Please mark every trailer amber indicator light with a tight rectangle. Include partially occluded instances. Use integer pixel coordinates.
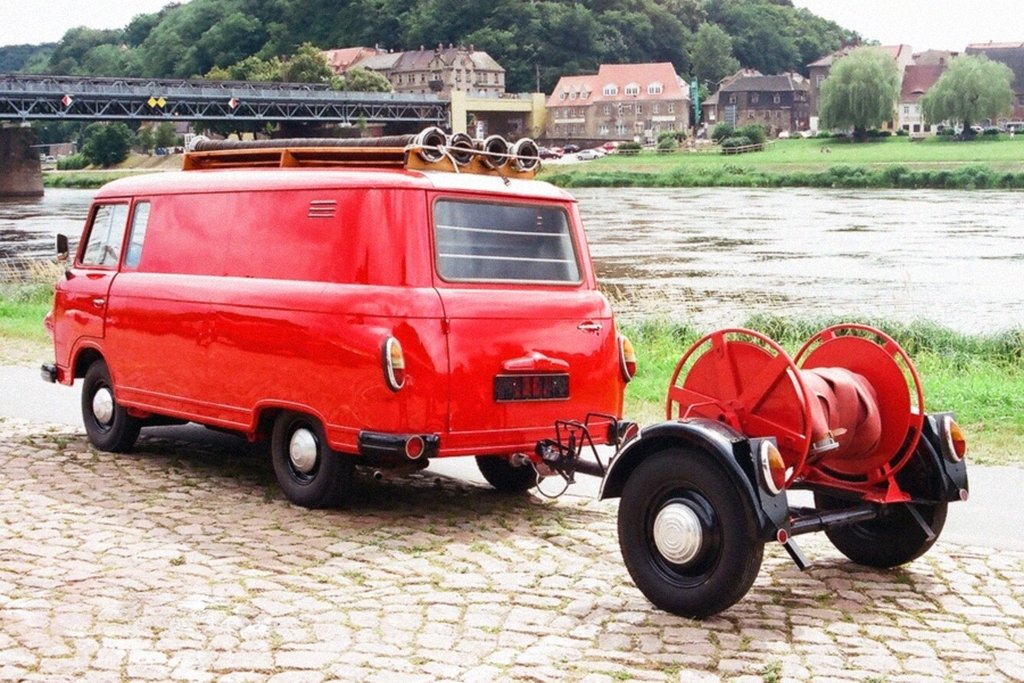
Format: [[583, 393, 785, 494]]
[[943, 416, 966, 462], [759, 441, 787, 495], [383, 337, 406, 391], [619, 334, 637, 382]]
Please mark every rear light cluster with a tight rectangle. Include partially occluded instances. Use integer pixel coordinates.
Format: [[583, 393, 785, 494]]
[[759, 441, 787, 495], [618, 334, 637, 382], [382, 337, 406, 391], [941, 415, 967, 462]]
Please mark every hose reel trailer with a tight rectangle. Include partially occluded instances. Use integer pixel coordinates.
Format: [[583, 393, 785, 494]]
[[594, 323, 969, 618]]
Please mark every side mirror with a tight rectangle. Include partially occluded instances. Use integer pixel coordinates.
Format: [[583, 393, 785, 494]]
[[56, 234, 72, 278]]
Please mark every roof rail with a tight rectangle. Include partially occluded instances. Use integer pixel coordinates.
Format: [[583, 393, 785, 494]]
[[182, 127, 541, 178]]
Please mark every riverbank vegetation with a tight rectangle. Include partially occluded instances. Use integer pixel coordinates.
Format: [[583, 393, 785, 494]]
[[542, 135, 1024, 190], [1, 263, 1019, 466]]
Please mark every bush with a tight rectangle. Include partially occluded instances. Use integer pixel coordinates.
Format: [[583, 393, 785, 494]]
[[896, 128, 909, 136], [720, 135, 752, 149], [56, 153, 88, 170], [711, 123, 735, 143], [617, 141, 642, 154], [737, 123, 766, 145], [656, 137, 677, 153]]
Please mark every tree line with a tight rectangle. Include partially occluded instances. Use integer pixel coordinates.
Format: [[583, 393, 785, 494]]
[[3, 0, 856, 92]]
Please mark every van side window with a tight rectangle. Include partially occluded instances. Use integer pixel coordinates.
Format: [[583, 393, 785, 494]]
[[124, 201, 151, 269], [434, 199, 580, 283], [81, 203, 130, 267]]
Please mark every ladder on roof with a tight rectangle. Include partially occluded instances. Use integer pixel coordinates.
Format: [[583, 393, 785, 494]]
[[182, 127, 541, 179]]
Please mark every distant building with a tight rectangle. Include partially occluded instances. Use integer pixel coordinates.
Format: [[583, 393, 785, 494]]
[[807, 44, 915, 130], [325, 44, 506, 99], [965, 42, 1024, 122], [898, 62, 947, 135], [545, 62, 690, 143], [716, 72, 810, 134]]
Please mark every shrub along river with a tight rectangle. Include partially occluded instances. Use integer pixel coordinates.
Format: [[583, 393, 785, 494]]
[[2, 186, 1021, 334]]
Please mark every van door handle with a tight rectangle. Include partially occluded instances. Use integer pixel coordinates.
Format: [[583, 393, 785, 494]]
[[92, 298, 106, 307], [577, 321, 602, 333]]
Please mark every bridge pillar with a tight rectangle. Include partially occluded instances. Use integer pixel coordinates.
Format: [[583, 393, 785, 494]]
[[0, 126, 44, 198]]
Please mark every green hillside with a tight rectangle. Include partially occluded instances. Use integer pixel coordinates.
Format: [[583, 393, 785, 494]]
[[3, 0, 857, 93]]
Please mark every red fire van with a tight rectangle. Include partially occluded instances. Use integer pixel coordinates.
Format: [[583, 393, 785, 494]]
[[44, 131, 635, 508]]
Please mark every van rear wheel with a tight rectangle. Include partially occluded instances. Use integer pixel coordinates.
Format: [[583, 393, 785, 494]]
[[81, 359, 141, 453], [271, 411, 352, 508], [475, 455, 538, 493]]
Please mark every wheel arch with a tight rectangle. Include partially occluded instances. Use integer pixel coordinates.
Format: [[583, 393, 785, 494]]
[[72, 345, 105, 380], [601, 419, 756, 502]]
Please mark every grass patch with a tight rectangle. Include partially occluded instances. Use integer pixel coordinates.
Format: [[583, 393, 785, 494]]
[[541, 136, 1024, 189], [0, 259, 59, 341]]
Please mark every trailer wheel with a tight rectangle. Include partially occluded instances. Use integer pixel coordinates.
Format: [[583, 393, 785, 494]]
[[271, 412, 352, 508], [814, 494, 947, 568], [82, 359, 141, 453], [618, 449, 764, 619], [475, 455, 538, 493], [815, 443, 949, 568]]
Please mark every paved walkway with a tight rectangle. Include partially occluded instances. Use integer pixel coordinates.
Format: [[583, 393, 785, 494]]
[[1, 417, 1022, 682]]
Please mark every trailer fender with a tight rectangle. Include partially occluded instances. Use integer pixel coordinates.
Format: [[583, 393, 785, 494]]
[[600, 418, 789, 539]]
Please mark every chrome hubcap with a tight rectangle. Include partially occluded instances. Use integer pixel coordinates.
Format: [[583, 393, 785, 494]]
[[92, 387, 115, 426], [653, 503, 703, 565], [288, 428, 318, 474]]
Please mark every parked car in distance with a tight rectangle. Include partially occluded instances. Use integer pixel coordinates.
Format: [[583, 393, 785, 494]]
[[538, 146, 563, 159], [576, 148, 603, 161], [562, 143, 580, 154], [601, 141, 621, 151]]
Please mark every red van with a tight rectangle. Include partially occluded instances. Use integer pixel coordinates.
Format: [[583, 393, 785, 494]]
[[44, 131, 635, 507]]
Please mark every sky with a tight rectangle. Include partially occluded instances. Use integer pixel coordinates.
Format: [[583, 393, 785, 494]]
[[791, 0, 1024, 52], [0, 0, 1022, 52]]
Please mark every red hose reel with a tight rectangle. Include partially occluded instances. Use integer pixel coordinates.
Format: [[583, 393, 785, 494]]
[[667, 324, 924, 495]]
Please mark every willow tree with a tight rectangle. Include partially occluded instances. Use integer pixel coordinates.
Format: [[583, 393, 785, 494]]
[[819, 47, 900, 141], [921, 55, 1014, 135]]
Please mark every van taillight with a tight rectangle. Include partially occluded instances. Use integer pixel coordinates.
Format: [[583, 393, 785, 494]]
[[382, 337, 406, 391], [618, 334, 636, 382]]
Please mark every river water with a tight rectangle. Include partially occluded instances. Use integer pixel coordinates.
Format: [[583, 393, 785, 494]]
[[2, 186, 1021, 333]]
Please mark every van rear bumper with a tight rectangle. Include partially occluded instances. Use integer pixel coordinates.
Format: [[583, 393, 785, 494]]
[[358, 431, 440, 461]]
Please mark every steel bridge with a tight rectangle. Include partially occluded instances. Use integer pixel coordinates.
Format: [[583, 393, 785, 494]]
[[0, 74, 449, 126]]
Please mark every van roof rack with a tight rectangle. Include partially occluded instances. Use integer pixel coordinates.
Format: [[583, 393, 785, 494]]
[[183, 127, 540, 178]]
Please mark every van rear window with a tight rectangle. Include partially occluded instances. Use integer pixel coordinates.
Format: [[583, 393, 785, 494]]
[[434, 199, 580, 283]]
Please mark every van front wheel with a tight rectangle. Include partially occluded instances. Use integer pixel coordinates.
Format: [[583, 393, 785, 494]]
[[81, 359, 141, 453], [271, 412, 352, 508]]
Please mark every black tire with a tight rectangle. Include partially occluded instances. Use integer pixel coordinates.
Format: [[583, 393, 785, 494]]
[[81, 359, 141, 453], [475, 455, 538, 493], [815, 441, 948, 568], [271, 411, 353, 509], [617, 449, 764, 619]]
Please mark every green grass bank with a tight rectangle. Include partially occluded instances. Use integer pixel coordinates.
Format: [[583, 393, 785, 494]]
[[1, 266, 1019, 467], [542, 135, 1024, 189]]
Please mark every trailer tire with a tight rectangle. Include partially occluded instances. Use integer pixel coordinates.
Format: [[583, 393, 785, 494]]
[[82, 359, 141, 453], [617, 448, 764, 619], [475, 455, 538, 493], [815, 443, 949, 568], [815, 494, 947, 568], [271, 411, 352, 509]]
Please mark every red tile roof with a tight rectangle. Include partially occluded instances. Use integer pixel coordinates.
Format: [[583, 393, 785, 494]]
[[547, 62, 686, 107], [900, 64, 946, 102]]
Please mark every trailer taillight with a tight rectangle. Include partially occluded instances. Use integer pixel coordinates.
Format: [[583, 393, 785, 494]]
[[619, 334, 637, 382], [759, 441, 787, 495], [942, 415, 967, 462], [382, 337, 406, 391]]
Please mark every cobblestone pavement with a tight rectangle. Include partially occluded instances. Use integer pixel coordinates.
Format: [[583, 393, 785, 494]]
[[1, 418, 1022, 683]]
